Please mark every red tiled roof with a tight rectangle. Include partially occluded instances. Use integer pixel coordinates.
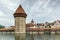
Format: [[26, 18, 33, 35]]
[[26, 23, 36, 27], [13, 5, 27, 18], [15, 5, 26, 14]]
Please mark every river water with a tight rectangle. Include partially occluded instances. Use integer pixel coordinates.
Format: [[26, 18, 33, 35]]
[[0, 33, 60, 40]]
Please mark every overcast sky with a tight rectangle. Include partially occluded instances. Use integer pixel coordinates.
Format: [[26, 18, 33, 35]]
[[0, 0, 60, 27]]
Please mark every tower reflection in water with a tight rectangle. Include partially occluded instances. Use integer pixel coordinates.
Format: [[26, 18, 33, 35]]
[[15, 33, 26, 40]]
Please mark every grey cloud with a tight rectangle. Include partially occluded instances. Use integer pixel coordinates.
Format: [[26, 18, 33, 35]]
[[0, 0, 60, 27]]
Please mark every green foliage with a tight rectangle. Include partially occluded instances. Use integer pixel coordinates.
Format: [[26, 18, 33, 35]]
[[0, 25, 5, 29]]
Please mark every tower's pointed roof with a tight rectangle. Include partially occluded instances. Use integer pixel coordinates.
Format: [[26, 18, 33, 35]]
[[15, 5, 25, 13], [31, 19, 34, 23], [13, 5, 27, 18]]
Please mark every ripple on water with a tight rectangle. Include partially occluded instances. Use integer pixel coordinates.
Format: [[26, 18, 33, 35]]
[[0, 33, 60, 40]]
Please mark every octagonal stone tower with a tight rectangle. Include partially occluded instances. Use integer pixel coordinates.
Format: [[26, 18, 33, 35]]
[[13, 5, 27, 33]]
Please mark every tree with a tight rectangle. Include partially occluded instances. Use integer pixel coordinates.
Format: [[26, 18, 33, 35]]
[[0, 25, 5, 29]]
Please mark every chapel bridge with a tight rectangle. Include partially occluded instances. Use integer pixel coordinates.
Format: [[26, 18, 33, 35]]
[[0, 28, 60, 32]]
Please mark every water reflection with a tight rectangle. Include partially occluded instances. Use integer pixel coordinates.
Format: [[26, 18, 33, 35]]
[[0, 32, 60, 40], [26, 34, 60, 40], [15, 33, 26, 40]]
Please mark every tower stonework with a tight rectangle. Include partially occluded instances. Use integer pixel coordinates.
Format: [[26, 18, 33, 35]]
[[13, 5, 27, 33]]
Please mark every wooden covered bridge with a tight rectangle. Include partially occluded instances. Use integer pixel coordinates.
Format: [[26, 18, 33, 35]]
[[0, 28, 60, 32], [26, 28, 60, 32]]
